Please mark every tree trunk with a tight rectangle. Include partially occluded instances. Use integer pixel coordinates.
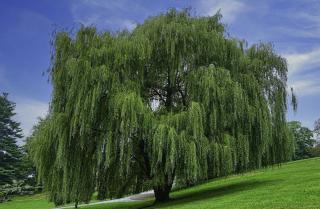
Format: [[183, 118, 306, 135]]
[[153, 182, 172, 203]]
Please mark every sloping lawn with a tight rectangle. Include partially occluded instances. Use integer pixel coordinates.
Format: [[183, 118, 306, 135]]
[[1, 157, 320, 209]]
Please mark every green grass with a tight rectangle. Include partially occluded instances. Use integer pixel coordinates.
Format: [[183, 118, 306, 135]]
[[0, 193, 55, 209], [2, 158, 320, 209]]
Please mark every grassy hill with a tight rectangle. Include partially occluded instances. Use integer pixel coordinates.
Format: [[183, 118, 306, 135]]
[[1, 157, 320, 209]]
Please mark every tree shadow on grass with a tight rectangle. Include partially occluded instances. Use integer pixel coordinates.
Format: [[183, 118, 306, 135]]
[[143, 179, 280, 209]]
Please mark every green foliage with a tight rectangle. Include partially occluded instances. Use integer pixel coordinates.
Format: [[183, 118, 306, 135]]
[[314, 118, 320, 141], [0, 93, 39, 202], [311, 143, 320, 158], [30, 9, 295, 205], [288, 121, 315, 160], [0, 180, 42, 203], [0, 93, 24, 185]]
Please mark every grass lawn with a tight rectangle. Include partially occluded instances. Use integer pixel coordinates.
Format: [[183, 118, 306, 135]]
[[1, 157, 320, 209], [0, 193, 55, 209]]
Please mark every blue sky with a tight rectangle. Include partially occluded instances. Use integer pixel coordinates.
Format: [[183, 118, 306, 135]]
[[0, 0, 319, 141]]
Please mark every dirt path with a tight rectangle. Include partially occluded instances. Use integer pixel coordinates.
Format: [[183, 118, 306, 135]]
[[55, 190, 154, 209]]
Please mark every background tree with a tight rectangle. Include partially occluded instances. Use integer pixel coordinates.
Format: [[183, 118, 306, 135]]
[[311, 119, 320, 157], [0, 93, 23, 185], [31, 9, 296, 206], [310, 142, 320, 158], [288, 121, 315, 160], [0, 93, 40, 202], [23, 117, 47, 186], [314, 118, 320, 140]]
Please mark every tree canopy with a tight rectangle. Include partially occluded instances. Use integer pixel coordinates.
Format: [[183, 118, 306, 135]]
[[30, 9, 296, 206]]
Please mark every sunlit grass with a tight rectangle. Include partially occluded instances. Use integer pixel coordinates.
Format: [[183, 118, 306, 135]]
[[2, 158, 320, 209]]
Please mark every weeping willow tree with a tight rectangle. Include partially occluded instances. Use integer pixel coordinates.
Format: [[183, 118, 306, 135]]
[[31, 9, 297, 206]]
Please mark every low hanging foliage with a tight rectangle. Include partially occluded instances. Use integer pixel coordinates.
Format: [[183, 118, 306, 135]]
[[31, 9, 297, 205]]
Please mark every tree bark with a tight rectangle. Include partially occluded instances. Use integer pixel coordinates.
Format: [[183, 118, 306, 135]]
[[153, 182, 172, 203]]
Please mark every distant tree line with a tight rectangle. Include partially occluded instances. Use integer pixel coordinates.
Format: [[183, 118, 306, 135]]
[[311, 119, 320, 157], [287, 120, 320, 160]]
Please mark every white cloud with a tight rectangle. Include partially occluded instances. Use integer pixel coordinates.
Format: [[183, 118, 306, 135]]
[[273, 26, 320, 39], [294, 10, 320, 26], [76, 0, 133, 10], [196, 0, 247, 23], [14, 98, 49, 144], [284, 48, 320, 96], [288, 79, 320, 96], [71, 0, 141, 31], [72, 0, 247, 30], [284, 48, 320, 76], [270, 3, 320, 39], [77, 16, 137, 31]]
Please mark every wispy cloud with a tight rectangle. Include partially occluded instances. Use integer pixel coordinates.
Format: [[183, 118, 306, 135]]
[[284, 48, 320, 97], [196, 0, 247, 23], [272, 12, 320, 39], [284, 48, 320, 76], [74, 14, 137, 31], [267, 1, 320, 40], [14, 98, 48, 143], [76, 0, 141, 11], [289, 79, 320, 96], [71, 0, 144, 31]]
